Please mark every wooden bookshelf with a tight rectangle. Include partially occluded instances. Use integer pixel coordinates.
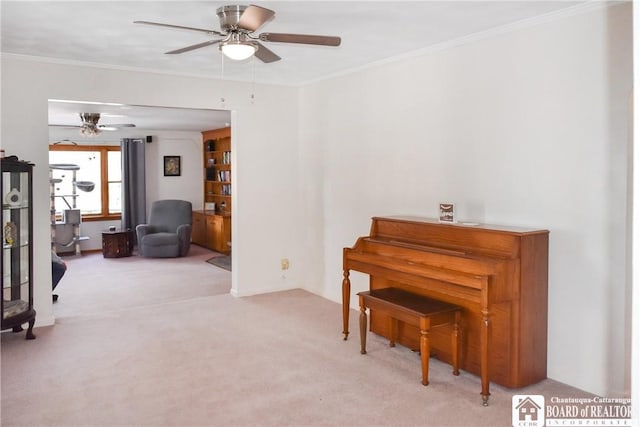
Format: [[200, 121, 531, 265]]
[[202, 127, 232, 214], [192, 127, 231, 254]]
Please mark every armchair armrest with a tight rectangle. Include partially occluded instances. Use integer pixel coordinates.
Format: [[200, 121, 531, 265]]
[[176, 224, 192, 257], [136, 224, 154, 239], [136, 224, 155, 256]]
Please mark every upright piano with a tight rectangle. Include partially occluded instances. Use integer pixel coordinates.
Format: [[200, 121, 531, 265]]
[[342, 216, 549, 394]]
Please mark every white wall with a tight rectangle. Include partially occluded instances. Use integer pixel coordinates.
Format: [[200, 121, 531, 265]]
[[1, 58, 304, 327], [300, 4, 632, 397], [48, 127, 206, 252], [632, 0, 640, 420], [143, 130, 205, 211]]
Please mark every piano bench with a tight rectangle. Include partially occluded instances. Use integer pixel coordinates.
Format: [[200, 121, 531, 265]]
[[357, 288, 461, 387]]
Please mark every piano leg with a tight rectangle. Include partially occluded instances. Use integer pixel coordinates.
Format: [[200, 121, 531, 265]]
[[452, 311, 460, 376], [481, 307, 491, 406], [359, 296, 367, 354], [419, 317, 431, 386], [342, 269, 351, 340]]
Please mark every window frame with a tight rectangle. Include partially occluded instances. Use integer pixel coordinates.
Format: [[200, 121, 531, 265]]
[[49, 144, 122, 222]]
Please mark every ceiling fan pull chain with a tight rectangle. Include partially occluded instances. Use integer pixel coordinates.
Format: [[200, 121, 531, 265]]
[[220, 52, 225, 80], [250, 55, 256, 104]]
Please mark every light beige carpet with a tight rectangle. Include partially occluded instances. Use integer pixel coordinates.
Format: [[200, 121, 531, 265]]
[[1, 245, 590, 426], [52, 244, 231, 319]]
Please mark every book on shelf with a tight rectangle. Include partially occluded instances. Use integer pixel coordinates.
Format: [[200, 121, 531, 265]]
[[206, 168, 215, 181], [216, 170, 231, 182]]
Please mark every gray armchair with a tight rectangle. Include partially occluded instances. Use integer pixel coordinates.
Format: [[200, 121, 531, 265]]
[[136, 200, 192, 258]]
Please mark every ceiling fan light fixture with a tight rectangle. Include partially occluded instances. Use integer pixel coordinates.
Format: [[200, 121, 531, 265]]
[[80, 125, 101, 137], [79, 112, 101, 137], [220, 41, 257, 61]]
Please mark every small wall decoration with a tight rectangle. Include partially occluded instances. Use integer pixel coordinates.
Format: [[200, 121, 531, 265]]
[[163, 156, 181, 177], [439, 203, 456, 223]]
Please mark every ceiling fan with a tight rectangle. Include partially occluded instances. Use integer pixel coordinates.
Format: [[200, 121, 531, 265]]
[[51, 113, 136, 136], [134, 4, 341, 63]]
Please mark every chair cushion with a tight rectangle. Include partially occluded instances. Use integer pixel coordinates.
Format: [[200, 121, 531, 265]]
[[142, 232, 179, 247], [141, 232, 180, 258]]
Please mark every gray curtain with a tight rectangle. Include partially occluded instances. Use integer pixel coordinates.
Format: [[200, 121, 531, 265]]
[[121, 138, 146, 240]]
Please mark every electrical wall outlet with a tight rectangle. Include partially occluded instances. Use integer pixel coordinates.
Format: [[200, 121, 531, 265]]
[[281, 258, 289, 270]]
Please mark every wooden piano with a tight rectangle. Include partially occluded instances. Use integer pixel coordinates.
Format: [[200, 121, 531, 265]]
[[342, 216, 549, 403]]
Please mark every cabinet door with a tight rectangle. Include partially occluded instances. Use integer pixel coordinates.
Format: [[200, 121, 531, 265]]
[[206, 215, 222, 252], [221, 216, 231, 254], [191, 212, 206, 246], [211, 216, 231, 254]]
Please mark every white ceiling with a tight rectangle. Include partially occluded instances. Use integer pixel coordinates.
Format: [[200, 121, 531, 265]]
[[2, 1, 586, 132]]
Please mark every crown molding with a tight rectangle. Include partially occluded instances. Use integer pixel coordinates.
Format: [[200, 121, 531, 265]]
[[0, 52, 288, 88]]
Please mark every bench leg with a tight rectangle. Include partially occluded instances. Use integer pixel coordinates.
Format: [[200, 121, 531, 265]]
[[419, 317, 431, 386], [359, 296, 367, 355], [342, 270, 351, 340], [452, 311, 460, 376]]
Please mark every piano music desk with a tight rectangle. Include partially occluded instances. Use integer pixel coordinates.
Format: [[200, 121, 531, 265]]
[[358, 288, 462, 389]]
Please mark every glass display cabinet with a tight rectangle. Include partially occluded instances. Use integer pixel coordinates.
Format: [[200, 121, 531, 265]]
[[1, 156, 36, 339]]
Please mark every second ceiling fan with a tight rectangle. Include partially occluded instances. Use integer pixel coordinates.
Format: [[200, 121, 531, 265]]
[[135, 4, 341, 63], [51, 113, 136, 137]]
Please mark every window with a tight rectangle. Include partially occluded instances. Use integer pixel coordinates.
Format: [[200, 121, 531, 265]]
[[49, 145, 121, 221]]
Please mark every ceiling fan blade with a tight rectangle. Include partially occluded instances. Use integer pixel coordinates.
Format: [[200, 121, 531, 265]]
[[237, 5, 275, 32], [165, 39, 223, 54], [99, 124, 136, 129], [134, 21, 224, 36], [49, 124, 81, 128], [254, 42, 281, 63], [260, 33, 341, 46]]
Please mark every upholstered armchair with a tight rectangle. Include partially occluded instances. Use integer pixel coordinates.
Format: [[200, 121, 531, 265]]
[[136, 200, 192, 258]]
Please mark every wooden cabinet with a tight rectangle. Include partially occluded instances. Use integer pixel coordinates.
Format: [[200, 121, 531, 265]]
[[101, 229, 134, 258], [191, 210, 231, 254], [191, 211, 207, 247], [1, 157, 36, 339]]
